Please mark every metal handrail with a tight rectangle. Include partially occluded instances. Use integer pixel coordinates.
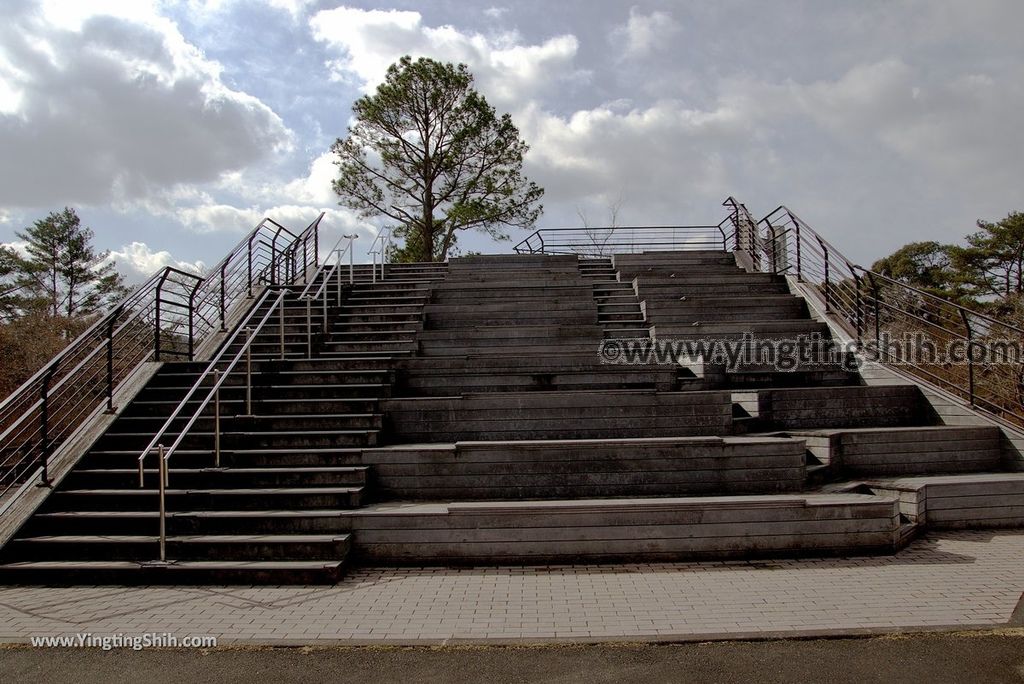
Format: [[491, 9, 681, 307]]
[[512, 225, 728, 255], [755, 203, 1024, 427], [368, 227, 392, 282], [0, 213, 320, 503], [137, 287, 286, 486], [298, 233, 359, 357]]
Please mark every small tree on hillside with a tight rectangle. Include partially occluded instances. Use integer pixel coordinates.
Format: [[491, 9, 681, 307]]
[[0, 245, 26, 323], [15, 208, 128, 320], [331, 56, 544, 262]]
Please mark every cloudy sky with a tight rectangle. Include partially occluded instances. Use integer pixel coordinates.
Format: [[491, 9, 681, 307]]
[[1, 0, 1022, 279]]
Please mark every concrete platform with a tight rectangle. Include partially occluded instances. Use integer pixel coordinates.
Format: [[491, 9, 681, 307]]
[[0, 529, 1020, 644], [344, 493, 902, 564]]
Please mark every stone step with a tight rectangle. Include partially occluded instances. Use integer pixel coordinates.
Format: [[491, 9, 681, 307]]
[[42, 486, 364, 512], [81, 448, 362, 470], [71, 466, 368, 490], [756, 385, 930, 430], [0, 560, 345, 585], [346, 493, 901, 564], [95, 428, 378, 450], [382, 390, 733, 441], [21, 509, 356, 536], [360, 436, 806, 499], [789, 426, 1002, 476], [866, 473, 1024, 529], [3, 534, 351, 562]]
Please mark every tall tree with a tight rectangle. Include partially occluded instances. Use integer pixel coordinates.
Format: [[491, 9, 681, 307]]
[[331, 56, 544, 262], [15, 208, 128, 319], [947, 211, 1024, 302]]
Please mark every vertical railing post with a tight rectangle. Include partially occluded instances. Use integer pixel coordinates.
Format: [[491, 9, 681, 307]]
[[306, 298, 313, 358], [302, 239, 309, 284], [105, 308, 119, 413], [187, 286, 197, 362], [346, 234, 358, 284], [959, 309, 976, 406], [279, 294, 286, 360], [817, 237, 831, 314], [866, 272, 882, 358], [158, 444, 167, 562], [314, 221, 320, 268], [323, 274, 329, 333], [246, 235, 254, 297], [244, 327, 253, 416], [270, 234, 279, 286], [851, 269, 863, 346], [154, 275, 163, 362], [219, 263, 228, 331], [790, 211, 803, 282], [38, 369, 54, 487], [213, 369, 221, 468]]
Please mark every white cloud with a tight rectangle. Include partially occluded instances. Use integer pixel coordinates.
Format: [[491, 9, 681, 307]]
[[309, 6, 587, 106], [0, 0, 291, 209], [611, 7, 682, 60], [107, 241, 206, 278]]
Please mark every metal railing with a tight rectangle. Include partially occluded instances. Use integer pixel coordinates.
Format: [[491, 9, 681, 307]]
[[138, 286, 289, 562], [756, 205, 1024, 427], [299, 233, 359, 357], [368, 228, 392, 282], [0, 214, 323, 503], [513, 225, 729, 256]]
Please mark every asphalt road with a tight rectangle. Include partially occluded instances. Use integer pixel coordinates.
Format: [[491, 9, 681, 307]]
[[2, 631, 1023, 683]]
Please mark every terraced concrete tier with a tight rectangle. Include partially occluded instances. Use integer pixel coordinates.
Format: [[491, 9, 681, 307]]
[[396, 355, 680, 395], [358, 436, 807, 499], [789, 426, 1003, 476], [381, 389, 734, 442], [756, 385, 931, 430], [345, 493, 903, 564], [865, 473, 1024, 528]]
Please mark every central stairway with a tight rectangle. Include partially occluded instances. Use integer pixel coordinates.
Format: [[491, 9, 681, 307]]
[[1, 252, 1021, 583]]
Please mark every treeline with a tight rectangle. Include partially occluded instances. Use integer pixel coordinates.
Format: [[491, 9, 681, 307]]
[[871, 210, 1024, 317], [0, 208, 128, 399]]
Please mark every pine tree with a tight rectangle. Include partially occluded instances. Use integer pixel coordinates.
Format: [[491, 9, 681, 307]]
[[15, 208, 128, 319]]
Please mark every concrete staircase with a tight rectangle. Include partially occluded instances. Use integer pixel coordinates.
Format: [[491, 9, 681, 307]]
[[1, 250, 1021, 583]]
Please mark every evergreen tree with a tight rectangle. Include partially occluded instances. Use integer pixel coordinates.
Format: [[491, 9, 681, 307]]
[[15, 208, 128, 319]]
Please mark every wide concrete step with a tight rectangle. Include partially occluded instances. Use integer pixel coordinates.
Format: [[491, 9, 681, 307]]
[[22, 509, 356, 536], [382, 389, 733, 441], [398, 368, 678, 395], [650, 321, 830, 338], [3, 534, 351, 562], [111, 413, 382, 432], [790, 426, 1002, 476], [81, 448, 362, 469], [0, 560, 345, 585], [360, 436, 806, 499], [96, 428, 378, 450], [68, 466, 368, 489], [42, 486, 364, 511], [866, 473, 1024, 528], [757, 385, 930, 430], [253, 398, 383, 414], [346, 493, 901, 564]]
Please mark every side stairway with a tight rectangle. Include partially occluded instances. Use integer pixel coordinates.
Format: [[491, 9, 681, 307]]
[[0, 261, 449, 583]]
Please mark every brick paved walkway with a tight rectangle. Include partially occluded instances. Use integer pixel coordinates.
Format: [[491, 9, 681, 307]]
[[0, 530, 1021, 644]]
